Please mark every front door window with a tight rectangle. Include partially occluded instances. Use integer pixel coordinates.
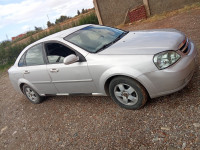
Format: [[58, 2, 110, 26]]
[[45, 43, 76, 64]]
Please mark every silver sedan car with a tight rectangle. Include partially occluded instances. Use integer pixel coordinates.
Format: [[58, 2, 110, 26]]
[[8, 24, 198, 109]]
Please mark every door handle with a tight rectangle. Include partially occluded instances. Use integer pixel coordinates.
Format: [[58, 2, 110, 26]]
[[24, 70, 30, 74], [50, 68, 59, 73]]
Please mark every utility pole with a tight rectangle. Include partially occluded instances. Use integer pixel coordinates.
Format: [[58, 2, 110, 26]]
[[6, 34, 9, 41], [47, 14, 50, 22]]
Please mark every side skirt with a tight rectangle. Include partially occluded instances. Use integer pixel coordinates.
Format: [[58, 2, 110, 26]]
[[44, 93, 106, 96]]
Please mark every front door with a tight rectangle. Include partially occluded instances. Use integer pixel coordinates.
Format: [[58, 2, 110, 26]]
[[44, 42, 96, 94]]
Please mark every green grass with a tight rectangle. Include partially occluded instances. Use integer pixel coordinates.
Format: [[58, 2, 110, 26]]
[[78, 12, 99, 25], [0, 63, 12, 70], [0, 62, 13, 77]]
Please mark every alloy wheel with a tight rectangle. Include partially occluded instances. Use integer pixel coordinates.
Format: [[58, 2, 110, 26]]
[[114, 83, 138, 106], [25, 87, 38, 102]]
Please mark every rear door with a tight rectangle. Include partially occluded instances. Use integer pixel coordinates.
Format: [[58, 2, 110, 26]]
[[22, 43, 57, 94]]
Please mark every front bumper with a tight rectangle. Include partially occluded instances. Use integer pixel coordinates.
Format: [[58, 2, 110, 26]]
[[137, 41, 198, 98]]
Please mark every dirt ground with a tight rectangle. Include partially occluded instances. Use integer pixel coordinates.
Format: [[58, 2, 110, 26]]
[[0, 9, 200, 150]]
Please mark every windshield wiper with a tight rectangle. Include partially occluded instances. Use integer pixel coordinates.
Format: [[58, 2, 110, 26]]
[[96, 42, 114, 53], [96, 31, 129, 53], [113, 31, 129, 43]]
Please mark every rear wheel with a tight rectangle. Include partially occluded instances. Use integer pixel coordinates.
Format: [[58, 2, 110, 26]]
[[23, 84, 44, 104], [109, 77, 147, 110]]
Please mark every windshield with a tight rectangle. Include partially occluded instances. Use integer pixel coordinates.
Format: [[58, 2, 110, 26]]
[[64, 25, 127, 53]]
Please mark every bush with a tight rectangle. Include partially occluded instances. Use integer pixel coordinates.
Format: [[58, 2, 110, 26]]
[[78, 13, 99, 25]]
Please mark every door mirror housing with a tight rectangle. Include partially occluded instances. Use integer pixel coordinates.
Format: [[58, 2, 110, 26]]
[[63, 54, 79, 65]]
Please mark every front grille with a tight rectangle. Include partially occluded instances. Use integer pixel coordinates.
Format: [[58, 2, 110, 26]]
[[179, 38, 190, 54]]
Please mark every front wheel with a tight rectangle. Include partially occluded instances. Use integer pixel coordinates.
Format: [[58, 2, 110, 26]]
[[23, 84, 44, 104], [109, 77, 148, 110]]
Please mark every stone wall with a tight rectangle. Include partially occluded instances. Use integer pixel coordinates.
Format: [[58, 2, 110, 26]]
[[94, 0, 200, 26], [148, 0, 200, 15], [94, 0, 143, 26]]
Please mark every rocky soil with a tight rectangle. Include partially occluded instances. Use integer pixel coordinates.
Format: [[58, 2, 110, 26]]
[[0, 8, 200, 150]]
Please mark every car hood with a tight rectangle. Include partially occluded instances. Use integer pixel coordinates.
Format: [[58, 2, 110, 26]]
[[99, 29, 185, 55]]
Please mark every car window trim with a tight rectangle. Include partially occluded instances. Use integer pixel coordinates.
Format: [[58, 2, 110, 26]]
[[43, 42, 64, 65], [43, 40, 86, 65], [18, 51, 27, 67]]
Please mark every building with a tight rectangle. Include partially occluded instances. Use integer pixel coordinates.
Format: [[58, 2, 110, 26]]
[[12, 34, 26, 41]]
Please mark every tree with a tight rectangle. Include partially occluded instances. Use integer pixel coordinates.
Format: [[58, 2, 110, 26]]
[[55, 15, 71, 24], [81, 8, 85, 14], [34, 26, 42, 31], [55, 15, 67, 24], [84, 9, 88, 13], [0, 40, 11, 48], [77, 10, 81, 15], [47, 21, 54, 28]]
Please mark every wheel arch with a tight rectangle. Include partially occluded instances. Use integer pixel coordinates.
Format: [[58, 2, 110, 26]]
[[104, 75, 150, 98], [20, 83, 25, 94], [18, 79, 41, 95]]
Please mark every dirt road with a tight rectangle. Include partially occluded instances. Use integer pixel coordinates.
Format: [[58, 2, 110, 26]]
[[0, 9, 200, 150]]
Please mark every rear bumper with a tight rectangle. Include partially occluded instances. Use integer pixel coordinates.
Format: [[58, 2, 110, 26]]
[[8, 74, 22, 93], [137, 41, 198, 98]]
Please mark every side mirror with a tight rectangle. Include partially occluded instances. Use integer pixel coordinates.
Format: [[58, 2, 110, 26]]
[[63, 54, 79, 65]]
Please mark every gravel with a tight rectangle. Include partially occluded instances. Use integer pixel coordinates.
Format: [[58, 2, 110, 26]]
[[0, 9, 200, 150]]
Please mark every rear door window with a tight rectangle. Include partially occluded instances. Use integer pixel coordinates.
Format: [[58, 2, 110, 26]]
[[25, 44, 45, 66]]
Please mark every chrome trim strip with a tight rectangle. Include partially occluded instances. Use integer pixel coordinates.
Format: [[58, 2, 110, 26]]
[[178, 37, 187, 49], [32, 79, 93, 84], [32, 81, 51, 84], [55, 93, 105, 96], [184, 42, 191, 55], [92, 93, 106, 96], [53, 79, 93, 83], [182, 41, 189, 52], [56, 93, 69, 96]]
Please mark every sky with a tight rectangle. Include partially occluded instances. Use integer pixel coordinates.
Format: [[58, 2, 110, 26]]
[[0, 0, 94, 42]]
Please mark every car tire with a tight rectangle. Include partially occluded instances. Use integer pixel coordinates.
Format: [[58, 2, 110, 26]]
[[109, 77, 148, 110], [23, 84, 44, 104]]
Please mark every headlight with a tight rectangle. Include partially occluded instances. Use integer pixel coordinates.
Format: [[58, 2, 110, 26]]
[[153, 51, 181, 70]]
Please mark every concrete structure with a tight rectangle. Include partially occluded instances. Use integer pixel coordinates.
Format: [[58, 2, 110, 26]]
[[148, 0, 200, 15], [93, 0, 143, 26], [93, 0, 200, 27]]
